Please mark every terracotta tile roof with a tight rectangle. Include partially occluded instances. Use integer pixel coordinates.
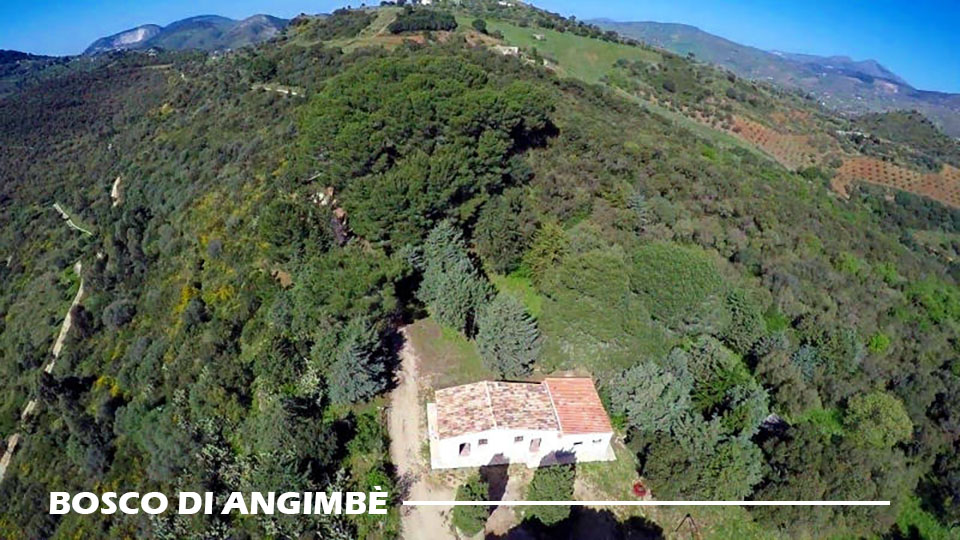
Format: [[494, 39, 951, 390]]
[[434, 382, 496, 438], [487, 382, 558, 431], [544, 377, 613, 435], [434, 381, 558, 438], [434, 378, 612, 438]]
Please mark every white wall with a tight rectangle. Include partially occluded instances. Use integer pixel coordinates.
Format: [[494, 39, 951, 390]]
[[427, 403, 615, 469]]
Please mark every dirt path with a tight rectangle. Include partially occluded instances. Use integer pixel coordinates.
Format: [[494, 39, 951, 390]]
[[0, 261, 83, 483], [53, 203, 94, 236], [389, 327, 456, 540]]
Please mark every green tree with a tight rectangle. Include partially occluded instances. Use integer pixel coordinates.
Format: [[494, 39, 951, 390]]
[[326, 318, 389, 404], [608, 358, 692, 434], [476, 293, 541, 378], [525, 464, 575, 526], [630, 242, 727, 329], [417, 221, 492, 334], [524, 221, 568, 285], [474, 190, 536, 274], [721, 288, 765, 354], [472, 18, 488, 34], [844, 391, 913, 448], [452, 474, 490, 536]]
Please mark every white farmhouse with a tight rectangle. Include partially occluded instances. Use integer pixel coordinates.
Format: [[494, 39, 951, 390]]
[[426, 377, 615, 469]]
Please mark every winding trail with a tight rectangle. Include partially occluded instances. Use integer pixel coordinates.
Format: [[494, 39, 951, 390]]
[[0, 261, 84, 483], [388, 327, 456, 540], [53, 203, 94, 236]]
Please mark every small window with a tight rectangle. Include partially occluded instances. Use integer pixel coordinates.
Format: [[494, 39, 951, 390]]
[[478, 438, 488, 446], [573, 441, 583, 447], [592, 439, 602, 444], [514, 436, 524, 443], [530, 438, 541, 452], [459, 443, 471, 457]]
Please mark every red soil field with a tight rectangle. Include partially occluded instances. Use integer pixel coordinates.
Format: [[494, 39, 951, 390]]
[[833, 158, 960, 208], [729, 116, 822, 170]]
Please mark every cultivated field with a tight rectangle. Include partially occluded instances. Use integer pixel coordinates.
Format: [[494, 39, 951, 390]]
[[833, 158, 960, 208], [729, 115, 824, 170]]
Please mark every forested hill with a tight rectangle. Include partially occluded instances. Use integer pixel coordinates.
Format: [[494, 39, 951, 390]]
[[0, 3, 959, 539], [593, 19, 960, 137]]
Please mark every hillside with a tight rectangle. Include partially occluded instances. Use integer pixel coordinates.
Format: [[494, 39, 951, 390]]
[[592, 19, 960, 136], [83, 14, 288, 54], [0, 3, 959, 539]]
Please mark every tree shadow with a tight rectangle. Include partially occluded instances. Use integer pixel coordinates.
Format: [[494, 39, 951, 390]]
[[485, 508, 663, 540], [481, 458, 510, 502], [883, 523, 923, 540]]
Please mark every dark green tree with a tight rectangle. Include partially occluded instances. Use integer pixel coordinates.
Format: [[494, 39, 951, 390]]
[[608, 358, 692, 434], [474, 190, 537, 274], [326, 318, 389, 405], [476, 293, 541, 378], [417, 221, 492, 334], [452, 474, 490, 536], [525, 464, 575, 526]]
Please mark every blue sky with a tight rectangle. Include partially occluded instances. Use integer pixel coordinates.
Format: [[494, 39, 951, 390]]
[[1, 0, 958, 92]]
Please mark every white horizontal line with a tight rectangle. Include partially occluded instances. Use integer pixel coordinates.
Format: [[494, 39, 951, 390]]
[[402, 500, 890, 506]]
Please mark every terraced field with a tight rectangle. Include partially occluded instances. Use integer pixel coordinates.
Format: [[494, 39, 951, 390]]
[[833, 158, 960, 207], [729, 116, 824, 170]]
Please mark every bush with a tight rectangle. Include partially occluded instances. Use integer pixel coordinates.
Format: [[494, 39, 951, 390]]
[[867, 332, 891, 354], [452, 474, 489, 536], [476, 293, 541, 378], [102, 299, 136, 329], [630, 242, 726, 328], [525, 464, 575, 525], [472, 18, 488, 34]]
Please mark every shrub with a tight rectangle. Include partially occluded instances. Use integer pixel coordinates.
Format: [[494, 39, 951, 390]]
[[525, 464, 575, 526], [867, 332, 891, 354], [452, 474, 489, 536], [630, 242, 726, 328], [102, 299, 136, 329]]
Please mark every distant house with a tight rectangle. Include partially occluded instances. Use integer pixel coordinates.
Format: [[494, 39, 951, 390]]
[[426, 378, 615, 469], [532, 33, 545, 41], [492, 45, 520, 56]]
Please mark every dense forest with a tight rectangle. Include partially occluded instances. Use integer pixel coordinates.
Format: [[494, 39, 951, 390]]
[[1, 3, 959, 539]]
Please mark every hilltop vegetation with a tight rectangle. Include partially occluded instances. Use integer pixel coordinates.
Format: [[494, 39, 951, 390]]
[[0, 2, 959, 539]]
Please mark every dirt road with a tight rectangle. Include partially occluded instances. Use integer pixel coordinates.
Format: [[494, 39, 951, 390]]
[[388, 327, 456, 540], [0, 261, 83, 483]]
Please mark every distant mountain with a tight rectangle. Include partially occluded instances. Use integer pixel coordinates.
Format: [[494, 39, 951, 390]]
[[592, 20, 960, 136], [83, 14, 287, 55], [84, 25, 164, 55]]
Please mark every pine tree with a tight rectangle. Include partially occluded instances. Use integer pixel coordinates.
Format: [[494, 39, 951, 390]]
[[417, 221, 492, 334], [327, 318, 388, 404], [476, 293, 541, 378]]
